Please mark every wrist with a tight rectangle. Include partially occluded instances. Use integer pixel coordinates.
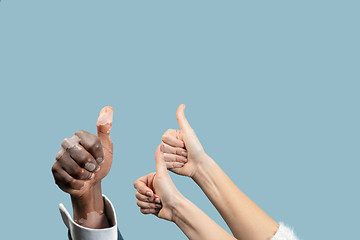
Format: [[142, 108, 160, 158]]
[[171, 195, 191, 224], [191, 154, 216, 184], [71, 181, 110, 229]]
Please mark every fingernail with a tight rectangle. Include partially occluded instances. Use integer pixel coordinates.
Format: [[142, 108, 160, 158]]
[[154, 198, 161, 204], [89, 173, 95, 180], [85, 163, 96, 172], [96, 157, 104, 165], [97, 107, 113, 126], [146, 192, 152, 197], [155, 204, 162, 208], [176, 163, 185, 168], [181, 150, 187, 157], [160, 144, 164, 152], [79, 182, 86, 190]]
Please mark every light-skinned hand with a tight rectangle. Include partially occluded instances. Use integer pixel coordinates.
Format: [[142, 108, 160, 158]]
[[161, 104, 209, 178], [134, 145, 185, 222]]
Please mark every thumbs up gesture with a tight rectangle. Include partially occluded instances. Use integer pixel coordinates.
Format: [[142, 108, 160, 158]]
[[134, 145, 184, 222], [52, 106, 114, 197], [161, 104, 209, 179]]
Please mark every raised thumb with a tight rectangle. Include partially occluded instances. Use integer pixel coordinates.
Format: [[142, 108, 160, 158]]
[[97, 106, 113, 148], [155, 145, 169, 177], [176, 104, 192, 131]]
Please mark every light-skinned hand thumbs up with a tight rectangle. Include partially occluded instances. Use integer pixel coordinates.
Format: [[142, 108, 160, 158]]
[[161, 104, 209, 178]]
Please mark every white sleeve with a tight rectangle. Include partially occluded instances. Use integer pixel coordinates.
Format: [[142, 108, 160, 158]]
[[271, 222, 299, 240], [59, 195, 118, 240]]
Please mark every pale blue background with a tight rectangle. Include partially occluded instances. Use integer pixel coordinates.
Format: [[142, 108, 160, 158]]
[[0, 1, 359, 239]]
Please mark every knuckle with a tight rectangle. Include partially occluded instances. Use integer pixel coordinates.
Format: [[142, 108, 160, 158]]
[[91, 142, 101, 152], [75, 130, 85, 135], [162, 130, 172, 140], [161, 134, 167, 142], [61, 138, 69, 148], [51, 165, 58, 174], [77, 153, 88, 164], [133, 180, 139, 189], [75, 168, 86, 179]]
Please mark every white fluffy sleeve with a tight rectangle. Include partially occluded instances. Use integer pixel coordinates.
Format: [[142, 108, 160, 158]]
[[270, 222, 299, 240]]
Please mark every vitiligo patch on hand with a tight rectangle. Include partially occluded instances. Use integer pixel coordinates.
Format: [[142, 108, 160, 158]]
[[97, 107, 113, 126], [56, 135, 81, 160], [85, 162, 97, 172], [96, 157, 104, 165]]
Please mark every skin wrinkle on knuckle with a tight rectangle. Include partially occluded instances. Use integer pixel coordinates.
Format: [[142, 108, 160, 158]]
[[176, 129, 181, 139], [176, 148, 184, 155], [85, 157, 94, 164], [91, 143, 100, 153], [77, 168, 87, 180], [170, 145, 177, 154], [55, 151, 64, 161]]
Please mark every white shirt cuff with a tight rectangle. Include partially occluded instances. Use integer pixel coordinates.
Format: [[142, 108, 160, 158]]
[[59, 195, 118, 240]]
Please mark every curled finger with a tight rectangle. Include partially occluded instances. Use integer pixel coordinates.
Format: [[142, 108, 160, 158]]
[[52, 164, 87, 191], [67, 143, 100, 172], [135, 191, 154, 202], [137, 200, 162, 209], [56, 154, 94, 180], [163, 152, 187, 163], [165, 161, 185, 169], [162, 129, 184, 148], [160, 142, 188, 157], [140, 208, 160, 215]]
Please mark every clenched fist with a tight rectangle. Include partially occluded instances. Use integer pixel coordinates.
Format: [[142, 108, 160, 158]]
[[52, 106, 113, 198]]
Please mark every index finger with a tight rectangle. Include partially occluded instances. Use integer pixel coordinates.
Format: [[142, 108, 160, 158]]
[[133, 173, 156, 196], [162, 130, 185, 148]]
